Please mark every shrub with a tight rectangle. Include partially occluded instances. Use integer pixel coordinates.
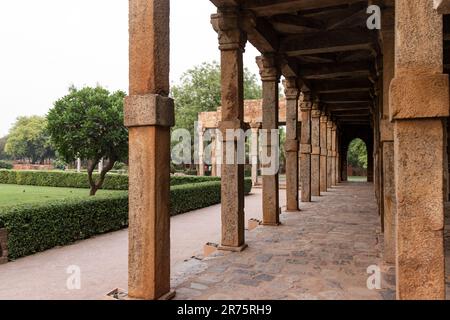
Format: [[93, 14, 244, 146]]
[[0, 170, 223, 190], [0, 178, 252, 260], [0, 161, 13, 170]]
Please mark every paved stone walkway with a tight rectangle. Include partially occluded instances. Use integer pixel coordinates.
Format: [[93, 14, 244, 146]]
[[171, 182, 394, 300]]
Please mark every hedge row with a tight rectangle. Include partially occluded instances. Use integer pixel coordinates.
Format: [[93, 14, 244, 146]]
[[0, 161, 13, 170], [0, 178, 252, 260], [0, 170, 221, 190]]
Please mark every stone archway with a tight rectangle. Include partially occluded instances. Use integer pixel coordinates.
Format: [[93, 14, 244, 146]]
[[346, 138, 368, 181]]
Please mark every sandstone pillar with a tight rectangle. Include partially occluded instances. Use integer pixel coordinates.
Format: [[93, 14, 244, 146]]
[[198, 125, 205, 176], [250, 124, 260, 186], [367, 140, 374, 183], [76, 158, 81, 173], [320, 113, 328, 192], [336, 131, 341, 183], [300, 93, 312, 202], [326, 119, 333, 189], [311, 102, 321, 196], [391, 0, 448, 299], [215, 128, 222, 177], [331, 124, 337, 186], [257, 54, 281, 225], [126, 0, 173, 300], [380, 13, 396, 264], [212, 8, 247, 251], [211, 131, 217, 177], [284, 78, 300, 211]]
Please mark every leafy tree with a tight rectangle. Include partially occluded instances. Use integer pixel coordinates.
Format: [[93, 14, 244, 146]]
[[4, 116, 54, 163], [0, 136, 9, 160], [347, 138, 368, 169], [47, 86, 128, 196], [171, 61, 262, 137]]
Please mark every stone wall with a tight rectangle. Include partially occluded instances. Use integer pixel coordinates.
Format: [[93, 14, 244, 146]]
[[12, 164, 53, 171]]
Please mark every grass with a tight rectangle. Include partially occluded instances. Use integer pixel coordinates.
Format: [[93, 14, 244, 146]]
[[0, 184, 125, 208], [348, 176, 368, 182]]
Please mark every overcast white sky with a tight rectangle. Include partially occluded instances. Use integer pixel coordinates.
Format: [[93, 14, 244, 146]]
[[0, 0, 260, 136]]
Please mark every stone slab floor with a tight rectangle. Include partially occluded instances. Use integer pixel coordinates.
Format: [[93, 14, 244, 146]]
[[0, 182, 447, 300], [172, 182, 395, 300]]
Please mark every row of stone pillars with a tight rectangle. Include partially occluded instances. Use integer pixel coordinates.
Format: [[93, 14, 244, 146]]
[[124, 0, 449, 300]]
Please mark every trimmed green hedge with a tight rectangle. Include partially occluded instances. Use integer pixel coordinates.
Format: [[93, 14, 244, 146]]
[[0, 178, 252, 260], [0, 170, 221, 190], [0, 161, 13, 170]]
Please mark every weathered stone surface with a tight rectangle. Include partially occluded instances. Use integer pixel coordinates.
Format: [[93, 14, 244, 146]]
[[284, 78, 300, 211], [258, 54, 281, 225], [326, 120, 333, 189], [300, 94, 312, 202], [392, 0, 447, 300], [434, 0, 450, 14], [311, 105, 321, 197], [213, 7, 247, 249], [127, 0, 172, 301], [124, 94, 175, 127], [320, 114, 328, 192], [390, 74, 449, 120], [383, 142, 396, 264], [172, 183, 390, 300], [394, 120, 446, 300]]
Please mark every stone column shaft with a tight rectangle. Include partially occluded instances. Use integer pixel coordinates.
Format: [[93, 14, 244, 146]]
[[311, 104, 321, 196], [331, 124, 337, 186], [212, 8, 247, 251], [198, 127, 205, 176], [381, 18, 397, 264], [211, 132, 217, 177], [76, 158, 81, 173], [391, 0, 448, 300], [215, 128, 222, 177], [257, 54, 280, 225], [284, 78, 300, 211], [251, 125, 260, 186], [300, 93, 312, 202], [336, 131, 341, 183], [326, 120, 333, 189], [320, 114, 328, 192], [127, 0, 173, 300]]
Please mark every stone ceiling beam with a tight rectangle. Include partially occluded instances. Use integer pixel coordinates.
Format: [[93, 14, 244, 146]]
[[242, 0, 367, 17], [300, 62, 374, 80], [313, 79, 373, 93], [281, 28, 376, 56]]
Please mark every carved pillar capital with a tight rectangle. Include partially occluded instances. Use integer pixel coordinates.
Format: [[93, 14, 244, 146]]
[[211, 8, 247, 51], [256, 54, 280, 82], [311, 102, 321, 118], [283, 77, 300, 100], [300, 92, 313, 111]]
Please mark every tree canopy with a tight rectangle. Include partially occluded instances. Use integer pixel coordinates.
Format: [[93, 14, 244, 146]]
[[47, 86, 128, 195], [347, 138, 368, 169], [0, 136, 9, 160], [4, 116, 54, 164], [171, 61, 262, 136]]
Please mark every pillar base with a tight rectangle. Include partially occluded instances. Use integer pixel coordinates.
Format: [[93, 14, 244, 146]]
[[218, 244, 248, 252], [284, 208, 301, 213], [262, 222, 282, 227]]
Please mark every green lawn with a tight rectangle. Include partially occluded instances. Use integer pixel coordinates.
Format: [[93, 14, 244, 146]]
[[0, 184, 126, 208], [348, 176, 368, 182]]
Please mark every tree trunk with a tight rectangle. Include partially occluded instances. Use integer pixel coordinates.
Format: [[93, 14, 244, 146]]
[[87, 157, 116, 196]]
